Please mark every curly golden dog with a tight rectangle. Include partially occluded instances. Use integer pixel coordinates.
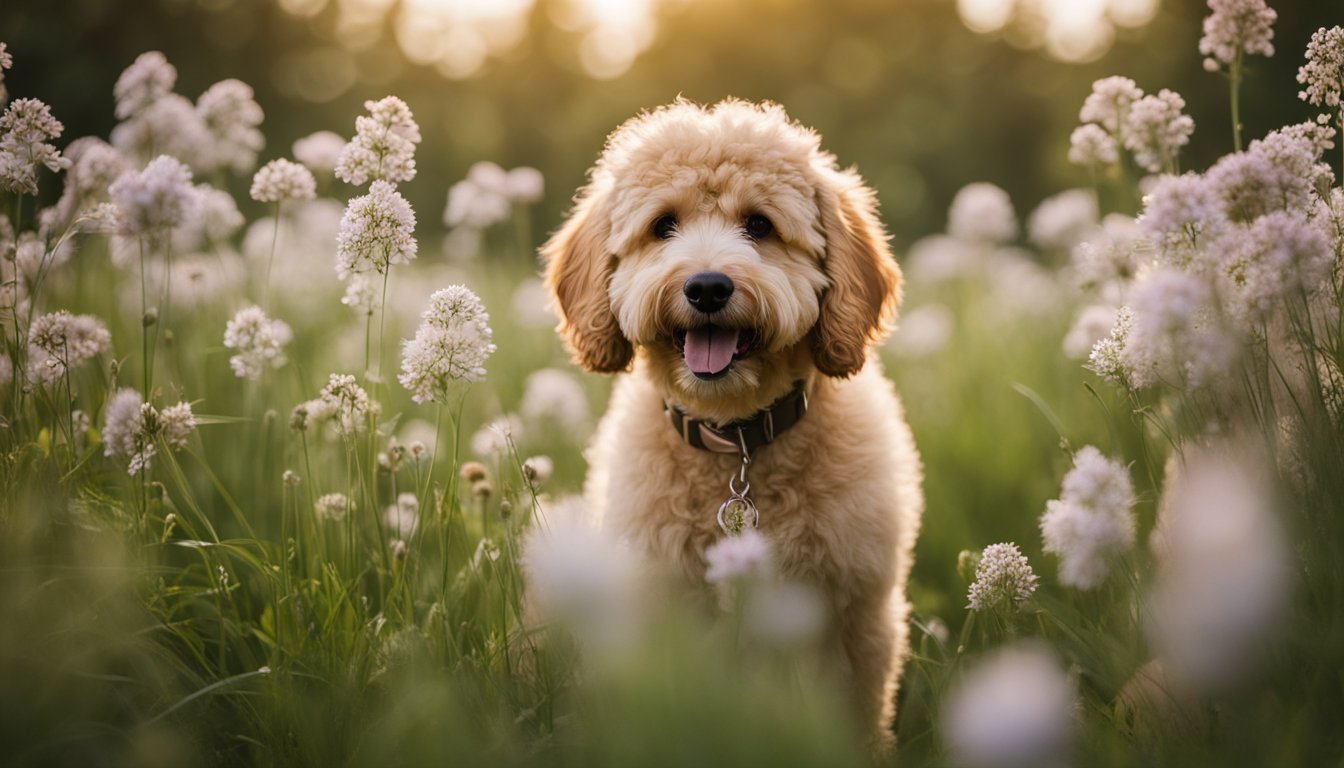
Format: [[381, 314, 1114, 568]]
[[542, 98, 923, 747]]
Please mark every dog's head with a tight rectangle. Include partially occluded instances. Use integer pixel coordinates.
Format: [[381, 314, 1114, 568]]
[[543, 99, 901, 421]]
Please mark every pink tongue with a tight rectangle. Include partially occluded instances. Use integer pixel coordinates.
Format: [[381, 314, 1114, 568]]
[[684, 326, 740, 374]]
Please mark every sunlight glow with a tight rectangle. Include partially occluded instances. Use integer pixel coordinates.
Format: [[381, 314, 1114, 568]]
[[956, 0, 1161, 62]]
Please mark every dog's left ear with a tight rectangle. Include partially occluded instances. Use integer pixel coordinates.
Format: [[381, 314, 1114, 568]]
[[541, 187, 634, 373], [811, 167, 902, 378]]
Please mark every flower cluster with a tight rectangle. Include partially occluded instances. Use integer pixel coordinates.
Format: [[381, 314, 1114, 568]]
[[195, 79, 264, 174], [942, 643, 1075, 768], [945, 182, 1017, 245], [293, 130, 345, 174], [26, 311, 112, 386], [223, 306, 293, 381], [314, 493, 353, 522], [1071, 77, 1194, 174], [335, 180, 417, 278], [1039, 447, 1136, 590], [334, 96, 420, 187], [1198, 0, 1276, 71], [966, 542, 1038, 612], [250, 158, 316, 203], [102, 388, 197, 475], [0, 97, 69, 196], [305, 373, 379, 437], [704, 529, 773, 583], [108, 155, 199, 235], [443, 161, 545, 230], [1298, 26, 1344, 111], [398, 285, 496, 403]]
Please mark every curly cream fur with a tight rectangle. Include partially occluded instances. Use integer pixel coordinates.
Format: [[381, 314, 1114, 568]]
[[543, 99, 923, 748]]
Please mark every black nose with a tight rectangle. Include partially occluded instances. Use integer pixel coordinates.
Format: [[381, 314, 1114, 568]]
[[683, 272, 734, 314]]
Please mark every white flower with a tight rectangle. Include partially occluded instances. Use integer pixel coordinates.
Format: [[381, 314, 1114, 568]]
[[1138, 172, 1226, 263], [471, 414, 521, 457], [42, 138, 127, 234], [966, 542, 1038, 612], [384, 492, 419, 537], [341, 273, 381, 316], [1072, 213, 1146, 290], [443, 162, 512, 230], [704, 528, 772, 583], [1215, 210, 1333, 321], [0, 98, 68, 196], [744, 580, 826, 648], [522, 455, 554, 485], [905, 234, 983, 283], [335, 179, 417, 278], [1027, 189, 1098, 252], [195, 79, 264, 174], [1063, 304, 1118, 359], [101, 388, 196, 474], [942, 643, 1075, 768], [520, 367, 591, 434], [947, 182, 1017, 244], [316, 373, 379, 436], [110, 93, 210, 168], [1147, 445, 1290, 693], [1040, 446, 1136, 590], [522, 510, 641, 651], [157, 401, 196, 449], [1079, 76, 1143, 133], [293, 130, 345, 173], [1298, 26, 1344, 110], [250, 159, 317, 203], [1123, 89, 1195, 173], [504, 165, 544, 203], [398, 285, 496, 403], [1068, 124, 1119, 167], [108, 155, 199, 235], [26, 311, 112, 386], [335, 96, 420, 186], [1198, 0, 1277, 70], [223, 306, 293, 380], [314, 492, 353, 521], [1206, 129, 1331, 223], [113, 51, 176, 121]]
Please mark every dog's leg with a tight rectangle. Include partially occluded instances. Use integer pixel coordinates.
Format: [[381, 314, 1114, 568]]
[[839, 589, 908, 751]]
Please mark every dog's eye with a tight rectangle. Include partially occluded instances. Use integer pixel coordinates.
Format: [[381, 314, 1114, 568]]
[[745, 214, 774, 240], [653, 214, 678, 240]]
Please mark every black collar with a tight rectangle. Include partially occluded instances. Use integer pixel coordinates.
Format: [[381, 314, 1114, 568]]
[[665, 381, 809, 455]]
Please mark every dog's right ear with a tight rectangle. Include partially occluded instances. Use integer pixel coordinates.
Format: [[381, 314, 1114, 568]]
[[541, 189, 634, 373]]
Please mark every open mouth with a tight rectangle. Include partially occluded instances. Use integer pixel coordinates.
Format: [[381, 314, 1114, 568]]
[[672, 325, 759, 380]]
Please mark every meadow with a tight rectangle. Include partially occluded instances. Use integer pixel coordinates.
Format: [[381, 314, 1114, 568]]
[[3, 1, 1344, 765]]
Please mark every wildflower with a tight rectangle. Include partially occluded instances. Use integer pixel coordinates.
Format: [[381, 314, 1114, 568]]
[[1216, 210, 1333, 321], [1298, 27, 1344, 110], [26, 311, 112, 386], [1198, 0, 1277, 70], [947, 182, 1017, 244], [391, 539, 409, 561], [522, 511, 641, 650], [101, 388, 196, 474], [43, 139, 127, 234], [195, 79, 265, 174], [510, 277, 556, 329], [0, 98, 69, 196], [1079, 76, 1144, 134], [282, 469, 301, 487], [113, 51, 176, 120], [460, 461, 488, 484], [1147, 446, 1290, 692], [942, 643, 1075, 768], [744, 580, 826, 647], [520, 367, 590, 434], [471, 415, 521, 457], [340, 274, 380, 316], [905, 234, 982, 283], [1072, 213, 1146, 290], [1088, 306, 1133, 385], [1026, 189, 1098, 252], [705, 528, 773, 583], [443, 162, 544, 229], [108, 155, 199, 235], [1206, 129, 1331, 223], [335, 180, 417, 278], [314, 492, 353, 521], [522, 455, 553, 486], [250, 159, 317, 203], [316, 373, 378, 436], [223, 306, 293, 380], [335, 95, 420, 186], [398, 285, 496, 403], [1138, 172, 1226, 262], [1123, 89, 1195, 173], [378, 436, 407, 472], [504, 165, 544, 203], [111, 93, 210, 166], [1067, 124, 1119, 167], [1063, 304, 1118, 359], [384, 492, 419, 537], [293, 130, 345, 173], [966, 543, 1038, 612], [1040, 447, 1136, 590]]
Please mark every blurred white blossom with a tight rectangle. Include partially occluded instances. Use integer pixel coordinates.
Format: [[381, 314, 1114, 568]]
[[384, 492, 419, 537], [947, 182, 1017, 244], [520, 367, 591, 434], [1199, 0, 1277, 71], [293, 130, 346, 174], [1027, 189, 1098, 252], [1040, 446, 1136, 589], [1063, 304, 1118, 359], [195, 79, 264, 174], [251, 159, 317, 203], [1079, 76, 1143, 133], [943, 643, 1075, 768], [223, 306, 293, 381], [314, 492, 353, 522], [26, 311, 111, 386], [108, 155, 199, 235], [705, 529, 772, 583], [102, 389, 196, 475], [887, 303, 953, 359], [1124, 89, 1195, 173], [1068, 123, 1119, 167]]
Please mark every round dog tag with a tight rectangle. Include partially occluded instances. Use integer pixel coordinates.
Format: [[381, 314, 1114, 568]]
[[717, 494, 760, 535]]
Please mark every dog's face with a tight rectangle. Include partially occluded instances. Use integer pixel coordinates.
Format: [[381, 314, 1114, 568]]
[[543, 100, 901, 421]]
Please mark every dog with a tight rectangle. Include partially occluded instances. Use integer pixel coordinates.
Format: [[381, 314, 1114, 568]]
[[541, 98, 924, 747]]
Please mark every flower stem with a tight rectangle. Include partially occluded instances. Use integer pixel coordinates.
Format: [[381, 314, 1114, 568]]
[[1229, 52, 1244, 153], [265, 201, 281, 309]]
